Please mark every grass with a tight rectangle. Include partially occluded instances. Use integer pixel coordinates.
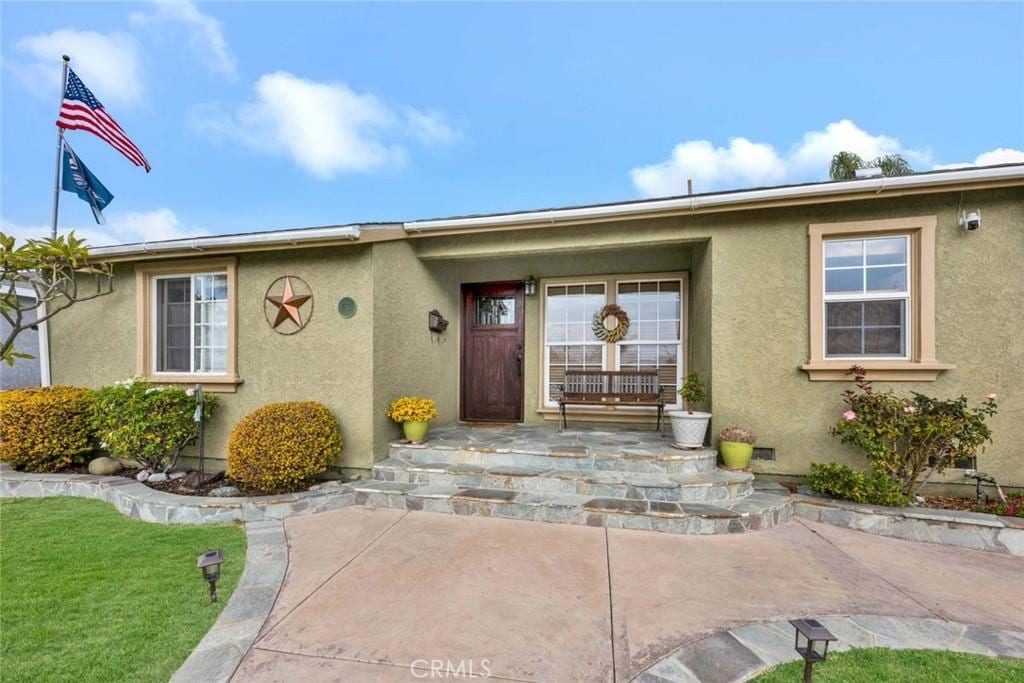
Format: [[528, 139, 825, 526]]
[[752, 647, 1024, 682], [0, 498, 246, 683]]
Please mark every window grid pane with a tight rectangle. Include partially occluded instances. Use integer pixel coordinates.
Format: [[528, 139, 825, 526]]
[[544, 283, 605, 403], [825, 300, 905, 357], [616, 280, 682, 402], [156, 272, 228, 374]]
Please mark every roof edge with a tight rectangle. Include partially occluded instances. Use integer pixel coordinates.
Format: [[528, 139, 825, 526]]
[[90, 224, 363, 259], [403, 164, 1024, 233]]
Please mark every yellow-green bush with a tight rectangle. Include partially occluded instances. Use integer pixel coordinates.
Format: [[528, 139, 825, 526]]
[[0, 386, 95, 471], [228, 401, 341, 493]]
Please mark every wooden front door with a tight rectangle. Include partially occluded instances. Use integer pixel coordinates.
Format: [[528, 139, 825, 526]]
[[461, 282, 525, 422]]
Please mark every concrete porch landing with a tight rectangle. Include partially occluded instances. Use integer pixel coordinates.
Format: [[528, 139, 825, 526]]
[[361, 423, 791, 535]]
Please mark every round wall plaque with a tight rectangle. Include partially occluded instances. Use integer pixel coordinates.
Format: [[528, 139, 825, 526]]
[[338, 297, 357, 318]]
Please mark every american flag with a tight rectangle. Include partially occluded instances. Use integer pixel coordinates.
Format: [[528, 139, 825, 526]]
[[56, 69, 151, 172]]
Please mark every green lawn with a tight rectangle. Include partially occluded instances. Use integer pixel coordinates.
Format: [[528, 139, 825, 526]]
[[0, 498, 246, 683], [753, 647, 1024, 682]]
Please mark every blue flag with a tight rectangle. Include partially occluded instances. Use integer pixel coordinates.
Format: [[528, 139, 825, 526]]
[[61, 141, 113, 224]]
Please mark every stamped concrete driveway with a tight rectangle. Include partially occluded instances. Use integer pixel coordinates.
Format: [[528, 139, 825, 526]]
[[233, 507, 1024, 682]]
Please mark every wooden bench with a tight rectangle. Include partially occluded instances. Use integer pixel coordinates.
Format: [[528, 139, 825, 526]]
[[556, 370, 665, 431]]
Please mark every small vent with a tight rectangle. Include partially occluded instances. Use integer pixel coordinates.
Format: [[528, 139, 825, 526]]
[[752, 447, 775, 461], [954, 456, 977, 470]]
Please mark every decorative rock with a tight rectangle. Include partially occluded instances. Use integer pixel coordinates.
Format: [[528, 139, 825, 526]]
[[211, 485, 241, 497], [136, 470, 151, 482], [168, 470, 187, 480], [309, 480, 343, 491], [148, 472, 168, 483], [88, 456, 123, 476]]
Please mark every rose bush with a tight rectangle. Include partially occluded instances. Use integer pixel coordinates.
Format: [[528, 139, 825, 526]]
[[829, 367, 998, 497]]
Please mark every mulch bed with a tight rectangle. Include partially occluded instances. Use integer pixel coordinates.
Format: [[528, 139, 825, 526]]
[[56, 462, 299, 497], [919, 495, 979, 513]]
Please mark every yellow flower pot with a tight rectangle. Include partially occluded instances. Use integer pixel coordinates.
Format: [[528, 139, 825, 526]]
[[402, 420, 430, 444], [720, 440, 754, 470]]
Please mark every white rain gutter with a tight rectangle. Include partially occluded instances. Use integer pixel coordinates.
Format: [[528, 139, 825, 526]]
[[403, 165, 1024, 233], [90, 224, 362, 258]]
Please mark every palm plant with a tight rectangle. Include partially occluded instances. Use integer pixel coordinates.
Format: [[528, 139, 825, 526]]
[[829, 151, 914, 180]]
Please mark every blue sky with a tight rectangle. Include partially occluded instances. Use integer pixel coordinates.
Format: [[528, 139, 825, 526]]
[[3, 1, 1023, 246]]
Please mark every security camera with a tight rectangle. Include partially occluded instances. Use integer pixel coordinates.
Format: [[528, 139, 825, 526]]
[[959, 209, 981, 231]]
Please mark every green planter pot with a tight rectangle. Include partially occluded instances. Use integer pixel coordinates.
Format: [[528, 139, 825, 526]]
[[719, 441, 754, 470], [402, 420, 430, 444]]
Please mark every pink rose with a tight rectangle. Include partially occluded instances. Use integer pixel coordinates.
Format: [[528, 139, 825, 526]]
[[985, 393, 997, 401], [902, 405, 918, 414], [842, 410, 857, 422]]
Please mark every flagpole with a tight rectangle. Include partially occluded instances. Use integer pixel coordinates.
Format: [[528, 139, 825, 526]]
[[51, 55, 70, 239]]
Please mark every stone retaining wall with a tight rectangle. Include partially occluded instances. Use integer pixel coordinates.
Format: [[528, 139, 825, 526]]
[[0, 469, 355, 524], [791, 492, 1024, 557]]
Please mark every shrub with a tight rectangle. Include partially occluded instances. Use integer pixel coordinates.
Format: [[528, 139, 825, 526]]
[[0, 386, 95, 471], [386, 397, 438, 423], [92, 379, 218, 472], [807, 462, 912, 507], [719, 426, 757, 444], [228, 401, 341, 493], [678, 371, 706, 413], [830, 367, 998, 497]]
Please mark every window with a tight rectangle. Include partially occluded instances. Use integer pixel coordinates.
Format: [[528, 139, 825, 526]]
[[541, 275, 685, 410], [475, 295, 517, 326], [616, 280, 682, 398], [803, 216, 951, 381], [155, 273, 228, 373], [823, 235, 908, 358], [135, 258, 240, 391]]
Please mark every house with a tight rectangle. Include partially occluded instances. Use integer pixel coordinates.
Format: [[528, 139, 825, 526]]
[[47, 164, 1024, 493]]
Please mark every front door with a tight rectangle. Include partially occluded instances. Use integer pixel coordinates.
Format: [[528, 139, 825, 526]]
[[460, 281, 525, 422]]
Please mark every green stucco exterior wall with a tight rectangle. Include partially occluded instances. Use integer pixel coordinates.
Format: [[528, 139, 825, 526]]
[[46, 186, 1023, 490]]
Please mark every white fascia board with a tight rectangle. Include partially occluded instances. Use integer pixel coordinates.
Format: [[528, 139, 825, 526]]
[[90, 225, 363, 258], [403, 165, 1024, 233]]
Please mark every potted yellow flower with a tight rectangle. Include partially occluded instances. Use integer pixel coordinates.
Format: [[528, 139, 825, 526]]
[[386, 397, 439, 444]]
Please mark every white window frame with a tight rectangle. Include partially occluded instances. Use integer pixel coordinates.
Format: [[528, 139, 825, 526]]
[[539, 273, 687, 412], [822, 234, 911, 361], [151, 271, 229, 377]]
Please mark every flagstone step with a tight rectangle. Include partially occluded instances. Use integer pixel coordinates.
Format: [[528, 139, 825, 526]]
[[389, 442, 719, 475], [372, 458, 753, 503], [350, 480, 792, 535]]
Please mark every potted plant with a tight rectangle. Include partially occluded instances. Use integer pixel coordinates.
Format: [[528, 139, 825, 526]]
[[386, 397, 439, 444], [667, 371, 711, 449], [718, 426, 757, 470]]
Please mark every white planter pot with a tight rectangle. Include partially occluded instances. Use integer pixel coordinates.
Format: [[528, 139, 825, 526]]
[[667, 411, 711, 449]]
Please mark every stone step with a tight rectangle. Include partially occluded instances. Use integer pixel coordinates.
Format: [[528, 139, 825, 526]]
[[350, 481, 791, 535], [389, 442, 719, 475], [373, 458, 753, 503]]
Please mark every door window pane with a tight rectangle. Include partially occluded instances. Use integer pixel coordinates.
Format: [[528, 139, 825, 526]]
[[475, 296, 516, 325]]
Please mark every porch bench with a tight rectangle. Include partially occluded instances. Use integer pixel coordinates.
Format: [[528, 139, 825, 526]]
[[556, 370, 665, 431]]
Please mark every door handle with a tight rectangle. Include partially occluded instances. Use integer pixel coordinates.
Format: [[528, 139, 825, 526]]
[[516, 351, 523, 375]]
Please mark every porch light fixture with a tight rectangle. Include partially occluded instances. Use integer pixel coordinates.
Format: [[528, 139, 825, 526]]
[[523, 275, 538, 297], [197, 549, 225, 602], [790, 619, 837, 682]]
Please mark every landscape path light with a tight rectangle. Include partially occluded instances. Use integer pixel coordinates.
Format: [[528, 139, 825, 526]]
[[790, 618, 837, 683], [197, 549, 224, 603]]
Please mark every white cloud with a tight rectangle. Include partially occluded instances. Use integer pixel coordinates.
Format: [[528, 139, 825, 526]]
[[11, 29, 143, 106], [631, 119, 932, 197], [404, 107, 460, 145], [191, 71, 459, 179], [932, 147, 1024, 170], [131, 0, 236, 78], [2, 209, 196, 248]]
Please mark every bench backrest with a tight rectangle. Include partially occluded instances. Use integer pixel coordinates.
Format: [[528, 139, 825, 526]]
[[562, 370, 662, 402]]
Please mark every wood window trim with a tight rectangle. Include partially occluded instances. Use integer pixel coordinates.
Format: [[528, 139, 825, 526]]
[[135, 257, 242, 393], [802, 216, 953, 381], [536, 271, 688, 418]]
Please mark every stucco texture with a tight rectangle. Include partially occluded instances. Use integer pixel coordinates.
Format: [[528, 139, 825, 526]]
[[47, 186, 1023, 489]]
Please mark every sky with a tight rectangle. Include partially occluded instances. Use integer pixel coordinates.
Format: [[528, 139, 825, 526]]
[[2, 1, 1023, 247]]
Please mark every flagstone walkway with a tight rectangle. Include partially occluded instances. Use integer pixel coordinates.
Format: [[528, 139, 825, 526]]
[[231, 507, 1024, 682]]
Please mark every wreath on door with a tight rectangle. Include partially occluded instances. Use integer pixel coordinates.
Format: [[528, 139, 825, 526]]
[[592, 304, 630, 343]]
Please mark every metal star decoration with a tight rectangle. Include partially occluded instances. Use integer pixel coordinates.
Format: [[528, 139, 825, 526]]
[[264, 276, 312, 332]]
